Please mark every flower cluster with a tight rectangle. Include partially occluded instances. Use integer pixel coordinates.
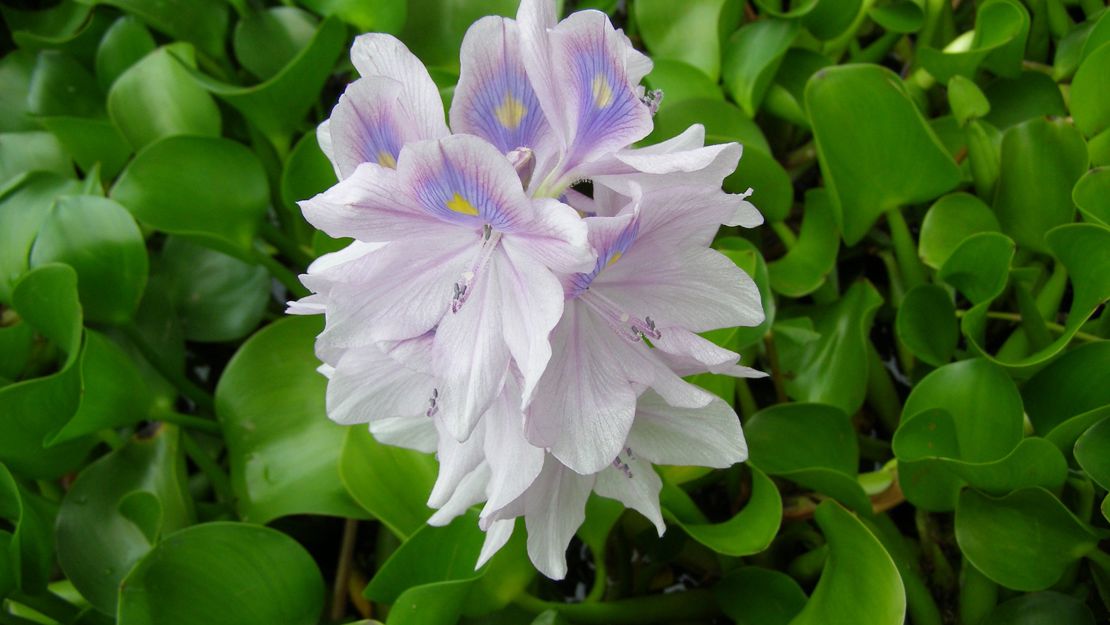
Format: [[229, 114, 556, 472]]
[[291, 0, 765, 578]]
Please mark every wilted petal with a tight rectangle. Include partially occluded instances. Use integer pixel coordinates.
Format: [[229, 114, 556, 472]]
[[594, 455, 664, 535], [452, 16, 553, 155], [627, 392, 748, 468], [349, 34, 448, 140]]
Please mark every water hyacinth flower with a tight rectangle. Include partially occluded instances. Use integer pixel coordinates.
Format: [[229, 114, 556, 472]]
[[292, 0, 766, 580]]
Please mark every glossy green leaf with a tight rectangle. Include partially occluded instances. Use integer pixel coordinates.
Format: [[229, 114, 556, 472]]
[[806, 64, 961, 244], [746, 403, 870, 514], [1070, 42, 1110, 140], [788, 501, 905, 625], [714, 567, 806, 625], [869, 1, 924, 34], [777, 281, 883, 415], [27, 50, 103, 118], [234, 7, 319, 81], [86, 0, 229, 62], [800, 0, 862, 40], [56, 425, 193, 614], [398, 0, 517, 69], [982, 71, 1066, 131], [918, 192, 1001, 269], [643, 60, 723, 112], [0, 463, 56, 593], [158, 237, 269, 342], [119, 522, 325, 625], [649, 98, 770, 153], [722, 19, 798, 117], [1075, 417, 1110, 490], [365, 511, 533, 624], [216, 316, 366, 523], [947, 75, 990, 125], [1024, 341, 1110, 435], [0, 131, 72, 188], [896, 284, 957, 366], [95, 15, 156, 91], [339, 426, 437, 539], [715, 236, 775, 349], [768, 189, 839, 296], [917, 0, 1029, 82], [180, 17, 346, 140], [39, 116, 132, 179], [955, 488, 1097, 591], [29, 195, 147, 325], [0, 265, 95, 478], [0, 51, 39, 132], [300, 0, 406, 34], [111, 136, 268, 258], [938, 232, 1014, 304], [662, 466, 781, 556], [993, 117, 1087, 252], [107, 44, 221, 150], [0, 172, 83, 302], [635, 0, 736, 82], [981, 592, 1096, 625], [1074, 167, 1110, 226]]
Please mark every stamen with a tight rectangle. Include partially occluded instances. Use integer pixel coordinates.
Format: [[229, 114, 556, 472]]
[[640, 89, 664, 116], [611, 456, 633, 479], [451, 230, 503, 313], [579, 290, 661, 343], [425, 388, 439, 417]]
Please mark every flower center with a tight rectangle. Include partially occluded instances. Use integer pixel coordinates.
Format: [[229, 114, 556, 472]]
[[579, 289, 660, 343], [611, 447, 636, 478]]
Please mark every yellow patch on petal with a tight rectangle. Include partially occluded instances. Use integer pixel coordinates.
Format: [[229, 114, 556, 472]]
[[592, 74, 613, 109], [377, 150, 397, 169], [495, 93, 526, 130], [606, 251, 622, 267], [445, 193, 480, 216]]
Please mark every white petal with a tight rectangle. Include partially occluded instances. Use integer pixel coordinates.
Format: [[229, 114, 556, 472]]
[[428, 462, 490, 526], [369, 416, 437, 453], [349, 34, 448, 140], [481, 378, 545, 513], [476, 519, 516, 569], [594, 457, 664, 535], [428, 419, 486, 508], [326, 342, 436, 425], [627, 391, 748, 468], [522, 458, 595, 580]]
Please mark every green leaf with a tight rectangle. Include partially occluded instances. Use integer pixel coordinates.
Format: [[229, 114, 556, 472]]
[[0, 131, 72, 189], [95, 15, 156, 91], [938, 232, 1014, 304], [715, 237, 774, 349], [0, 172, 83, 302], [85, 0, 229, 62], [29, 195, 148, 325], [896, 284, 957, 367], [233, 7, 319, 81], [216, 316, 366, 523], [365, 512, 533, 624], [0, 51, 39, 132], [299, 0, 406, 34], [777, 281, 883, 415], [918, 192, 1001, 270], [947, 75, 990, 125], [0, 463, 56, 593], [635, 0, 736, 82], [280, 130, 336, 243], [118, 522, 325, 625], [107, 44, 222, 150], [714, 567, 806, 625], [981, 592, 1096, 625], [1024, 341, 1110, 435], [399, 0, 518, 69], [1075, 416, 1110, 490], [917, 0, 1029, 82], [1070, 42, 1110, 140], [993, 117, 1087, 252], [955, 488, 1097, 591], [869, 1, 924, 34], [649, 98, 770, 153], [643, 60, 723, 112], [788, 501, 905, 625], [56, 424, 194, 614], [179, 17, 347, 140], [806, 64, 961, 244], [39, 116, 132, 179], [158, 237, 269, 342], [111, 136, 268, 258], [768, 190, 839, 297], [722, 19, 798, 117], [1074, 167, 1110, 226], [800, 0, 862, 40], [662, 466, 781, 556], [339, 426, 437, 539], [981, 71, 1066, 130], [27, 50, 103, 118]]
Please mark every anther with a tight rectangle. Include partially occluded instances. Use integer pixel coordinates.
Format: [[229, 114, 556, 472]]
[[640, 89, 664, 116], [425, 390, 439, 418]]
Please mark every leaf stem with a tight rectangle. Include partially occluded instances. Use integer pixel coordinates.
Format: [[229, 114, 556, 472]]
[[513, 589, 722, 624], [156, 410, 222, 435], [0, 611, 41, 625], [770, 221, 798, 251], [955, 310, 1103, 343], [763, 334, 789, 404], [252, 246, 310, 299], [8, 591, 80, 624], [121, 323, 215, 413], [259, 221, 315, 269], [330, 519, 360, 621], [885, 208, 926, 292], [180, 431, 235, 504]]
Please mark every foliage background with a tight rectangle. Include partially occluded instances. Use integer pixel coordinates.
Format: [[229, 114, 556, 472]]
[[1, 0, 1109, 623]]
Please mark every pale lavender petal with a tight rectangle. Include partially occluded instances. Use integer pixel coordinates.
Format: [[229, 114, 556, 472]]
[[476, 519, 515, 569], [522, 457, 595, 580], [429, 419, 486, 509], [650, 326, 747, 375], [565, 211, 637, 297], [481, 376, 545, 512], [627, 391, 748, 468], [502, 198, 594, 275], [325, 77, 429, 179], [594, 456, 664, 535], [349, 34, 448, 140], [452, 16, 553, 155], [369, 416, 438, 454], [428, 463, 490, 526], [326, 340, 436, 425]]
